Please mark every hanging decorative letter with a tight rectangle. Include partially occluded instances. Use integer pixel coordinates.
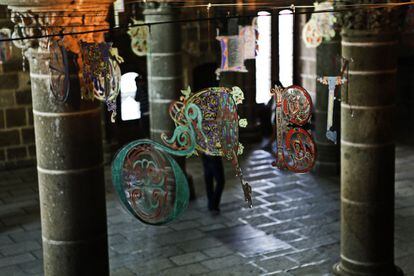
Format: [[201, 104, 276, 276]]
[[48, 39, 70, 102], [0, 28, 13, 64], [302, 20, 323, 48], [216, 35, 248, 78], [80, 42, 124, 122], [271, 85, 316, 173], [112, 86, 252, 225], [215, 18, 258, 78], [239, 18, 258, 60], [112, 102, 201, 225], [112, 140, 189, 225], [127, 19, 149, 57], [163, 86, 253, 207], [317, 76, 347, 143], [316, 57, 349, 143], [302, 1, 336, 48]]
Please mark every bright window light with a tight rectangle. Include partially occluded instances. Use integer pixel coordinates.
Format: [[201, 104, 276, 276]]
[[279, 10, 294, 86], [113, 0, 124, 27], [120, 72, 141, 121], [256, 11, 272, 104]]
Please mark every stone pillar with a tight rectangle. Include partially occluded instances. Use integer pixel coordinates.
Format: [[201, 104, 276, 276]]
[[32, 52, 108, 276], [334, 9, 403, 275], [144, 3, 182, 143], [296, 13, 316, 102], [313, 37, 341, 175], [2, 1, 113, 275], [0, 5, 35, 168], [398, 11, 414, 143]]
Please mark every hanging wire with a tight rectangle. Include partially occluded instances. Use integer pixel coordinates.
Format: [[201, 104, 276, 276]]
[[0, 1, 412, 42], [0, 1, 411, 19]]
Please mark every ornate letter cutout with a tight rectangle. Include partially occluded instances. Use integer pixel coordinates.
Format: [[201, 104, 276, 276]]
[[0, 28, 12, 64], [80, 42, 124, 122], [317, 76, 347, 143], [163, 87, 253, 207], [48, 39, 70, 102], [112, 86, 252, 225], [239, 18, 258, 60], [112, 140, 189, 225], [215, 18, 258, 78], [316, 58, 349, 143], [127, 19, 149, 57], [216, 35, 248, 77], [271, 85, 316, 173], [302, 1, 337, 48]]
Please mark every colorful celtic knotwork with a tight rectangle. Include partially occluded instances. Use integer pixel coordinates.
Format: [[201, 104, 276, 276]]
[[112, 86, 252, 225], [112, 103, 203, 225], [215, 18, 258, 78], [302, 1, 337, 48], [112, 140, 189, 225], [216, 35, 248, 78], [48, 39, 70, 102], [160, 102, 201, 157], [127, 19, 149, 57], [163, 86, 253, 207], [80, 42, 124, 122], [272, 85, 316, 173]]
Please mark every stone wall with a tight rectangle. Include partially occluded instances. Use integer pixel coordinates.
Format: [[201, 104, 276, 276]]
[[0, 60, 35, 168]]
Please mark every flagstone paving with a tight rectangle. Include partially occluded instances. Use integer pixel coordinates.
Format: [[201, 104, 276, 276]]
[[0, 143, 413, 275]]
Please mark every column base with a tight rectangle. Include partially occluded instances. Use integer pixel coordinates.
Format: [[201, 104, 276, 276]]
[[333, 262, 404, 276]]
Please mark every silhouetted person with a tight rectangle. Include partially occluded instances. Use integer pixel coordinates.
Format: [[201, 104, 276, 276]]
[[201, 154, 225, 212], [193, 63, 226, 212]]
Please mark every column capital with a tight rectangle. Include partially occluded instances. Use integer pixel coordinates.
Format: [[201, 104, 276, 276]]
[[338, 1, 404, 33], [3, 1, 114, 54]]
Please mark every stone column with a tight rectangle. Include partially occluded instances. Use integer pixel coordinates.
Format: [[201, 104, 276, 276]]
[[144, 2, 182, 143], [296, 13, 316, 103], [2, 1, 113, 275], [398, 12, 414, 142], [313, 37, 341, 175], [333, 7, 403, 276]]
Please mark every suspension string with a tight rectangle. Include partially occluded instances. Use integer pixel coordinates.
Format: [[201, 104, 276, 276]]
[[0, 1, 412, 42]]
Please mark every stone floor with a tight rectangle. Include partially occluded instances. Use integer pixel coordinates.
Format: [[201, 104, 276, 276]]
[[0, 142, 413, 275]]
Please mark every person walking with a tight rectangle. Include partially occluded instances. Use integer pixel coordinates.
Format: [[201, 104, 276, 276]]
[[193, 62, 226, 213], [201, 154, 225, 213]]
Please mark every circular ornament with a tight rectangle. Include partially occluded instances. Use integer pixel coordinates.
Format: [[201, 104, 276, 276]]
[[284, 128, 316, 173], [49, 40, 70, 102], [112, 139, 189, 225], [282, 85, 313, 126], [302, 20, 322, 48]]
